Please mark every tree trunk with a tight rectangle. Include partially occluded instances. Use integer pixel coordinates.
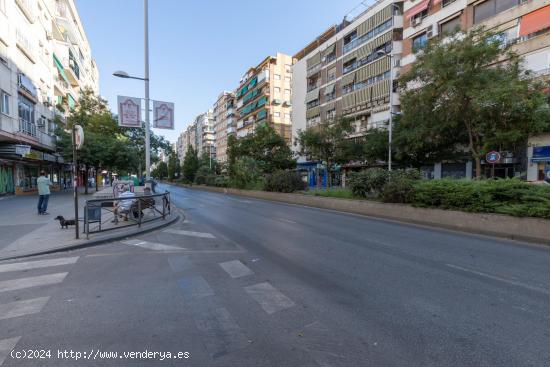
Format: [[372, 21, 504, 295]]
[[475, 157, 482, 179]]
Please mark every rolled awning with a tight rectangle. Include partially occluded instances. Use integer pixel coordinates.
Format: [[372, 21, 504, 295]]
[[324, 83, 335, 95], [53, 54, 70, 84], [519, 5, 550, 37], [305, 88, 320, 103], [322, 43, 336, 58], [307, 52, 321, 68], [405, 0, 429, 19]]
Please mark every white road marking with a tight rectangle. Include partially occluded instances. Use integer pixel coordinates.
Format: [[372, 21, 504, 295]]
[[446, 264, 550, 296], [120, 240, 185, 252], [277, 218, 297, 224], [219, 260, 254, 278], [0, 273, 67, 293], [0, 337, 21, 366], [244, 282, 296, 314], [163, 229, 216, 239], [0, 257, 79, 274], [179, 275, 214, 300], [0, 297, 50, 320]]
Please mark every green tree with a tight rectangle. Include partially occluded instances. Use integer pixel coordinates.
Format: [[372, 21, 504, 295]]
[[398, 29, 550, 177], [227, 124, 295, 175], [167, 151, 179, 180], [152, 161, 168, 180], [182, 145, 199, 183], [297, 118, 355, 187]]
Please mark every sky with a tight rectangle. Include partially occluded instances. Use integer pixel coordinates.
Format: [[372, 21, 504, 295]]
[[77, 0, 363, 143]]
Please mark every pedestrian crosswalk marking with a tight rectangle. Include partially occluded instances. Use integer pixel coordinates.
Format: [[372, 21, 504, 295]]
[[0, 297, 50, 321], [179, 275, 214, 300], [244, 282, 296, 314], [219, 260, 254, 278], [0, 257, 79, 274], [120, 239, 185, 252], [0, 337, 21, 366], [0, 273, 67, 293], [163, 229, 216, 239]]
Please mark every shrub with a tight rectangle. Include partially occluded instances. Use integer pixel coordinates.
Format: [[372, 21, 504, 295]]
[[194, 166, 213, 185], [347, 168, 388, 198], [230, 157, 262, 189], [214, 176, 229, 188], [264, 170, 306, 193], [381, 177, 415, 203], [411, 179, 550, 219]]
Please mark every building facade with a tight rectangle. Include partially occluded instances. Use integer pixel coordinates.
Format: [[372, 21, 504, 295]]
[[0, 0, 99, 195], [293, 1, 403, 152], [236, 52, 294, 144], [213, 91, 236, 164]]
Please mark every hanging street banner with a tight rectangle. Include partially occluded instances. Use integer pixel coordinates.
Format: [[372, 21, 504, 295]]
[[117, 95, 141, 128], [153, 100, 175, 130], [74, 124, 84, 150]]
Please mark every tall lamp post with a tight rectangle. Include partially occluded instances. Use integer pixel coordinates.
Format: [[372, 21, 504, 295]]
[[376, 49, 396, 172], [113, 0, 151, 181]]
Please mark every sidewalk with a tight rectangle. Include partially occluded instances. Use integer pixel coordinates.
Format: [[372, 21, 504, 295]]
[[0, 187, 178, 260]]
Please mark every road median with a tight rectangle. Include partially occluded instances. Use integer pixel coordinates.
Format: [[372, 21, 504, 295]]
[[178, 184, 550, 245]]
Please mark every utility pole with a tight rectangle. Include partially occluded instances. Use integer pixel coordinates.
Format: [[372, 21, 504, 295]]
[[144, 0, 151, 181], [72, 125, 79, 239]]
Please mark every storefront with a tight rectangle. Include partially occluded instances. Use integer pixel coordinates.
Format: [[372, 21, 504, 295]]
[[530, 146, 550, 182]]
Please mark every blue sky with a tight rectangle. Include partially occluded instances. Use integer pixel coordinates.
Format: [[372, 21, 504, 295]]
[[77, 0, 362, 143]]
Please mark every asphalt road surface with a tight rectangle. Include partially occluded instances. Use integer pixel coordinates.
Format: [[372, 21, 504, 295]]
[[1, 183, 549, 366]]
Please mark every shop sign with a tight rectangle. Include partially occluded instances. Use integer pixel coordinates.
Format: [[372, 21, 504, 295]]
[[43, 153, 57, 162], [15, 145, 31, 156], [24, 150, 43, 160]]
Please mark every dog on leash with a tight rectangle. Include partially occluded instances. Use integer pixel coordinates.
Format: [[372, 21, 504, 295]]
[[54, 215, 76, 229]]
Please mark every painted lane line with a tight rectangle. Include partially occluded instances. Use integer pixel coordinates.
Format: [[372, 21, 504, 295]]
[[0, 257, 79, 274], [120, 240, 185, 252], [219, 260, 254, 279], [0, 273, 67, 293], [0, 297, 50, 321], [244, 282, 296, 314], [193, 306, 250, 359], [277, 218, 297, 224], [164, 229, 216, 239], [446, 264, 550, 296], [179, 275, 214, 300], [0, 337, 21, 366]]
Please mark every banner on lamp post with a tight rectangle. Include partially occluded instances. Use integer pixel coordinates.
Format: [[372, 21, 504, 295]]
[[153, 100, 174, 130], [117, 96, 141, 128]]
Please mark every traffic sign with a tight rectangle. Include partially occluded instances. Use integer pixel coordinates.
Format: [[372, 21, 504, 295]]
[[486, 151, 501, 164]]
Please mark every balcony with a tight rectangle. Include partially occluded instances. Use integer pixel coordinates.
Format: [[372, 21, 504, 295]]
[[16, 0, 36, 23], [227, 127, 236, 134], [18, 119, 56, 148]]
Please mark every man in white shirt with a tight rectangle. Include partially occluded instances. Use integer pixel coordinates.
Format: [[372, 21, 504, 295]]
[[113, 187, 136, 223]]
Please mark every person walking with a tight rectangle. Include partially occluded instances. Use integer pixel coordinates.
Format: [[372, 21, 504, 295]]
[[37, 171, 52, 215]]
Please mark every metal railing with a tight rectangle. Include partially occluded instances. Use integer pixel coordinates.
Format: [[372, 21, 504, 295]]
[[83, 191, 171, 238]]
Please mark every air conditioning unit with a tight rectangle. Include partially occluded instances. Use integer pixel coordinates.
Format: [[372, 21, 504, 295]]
[[412, 16, 422, 27]]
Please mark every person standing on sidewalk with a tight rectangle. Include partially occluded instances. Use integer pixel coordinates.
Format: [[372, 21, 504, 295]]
[[37, 171, 52, 215]]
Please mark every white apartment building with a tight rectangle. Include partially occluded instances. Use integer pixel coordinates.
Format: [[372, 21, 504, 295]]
[[213, 91, 235, 164], [0, 0, 99, 195]]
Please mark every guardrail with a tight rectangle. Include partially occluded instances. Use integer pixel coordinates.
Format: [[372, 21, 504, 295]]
[[83, 191, 171, 239]]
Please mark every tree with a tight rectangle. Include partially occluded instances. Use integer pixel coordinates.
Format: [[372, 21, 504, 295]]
[[167, 151, 179, 180], [227, 124, 295, 174], [182, 145, 199, 183], [152, 161, 168, 180], [297, 118, 356, 187], [398, 29, 550, 177]]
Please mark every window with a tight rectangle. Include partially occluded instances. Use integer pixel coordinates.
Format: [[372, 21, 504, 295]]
[[284, 113, 291, 120], [1, 91, 9, 115], [440, 17, 461, 35], [274, 74, 281, 80], [284, 89, 291, 95], [327, 66, 336, 82], [273, 112, 280, 117], [18, 94, 34, 123], [412, 33, 428, 52], [474, 0, 519, 24], [274, 87, 281, 93], [326, 108, 336, 120], [284, 76, 291, 82], [442, 0, 456, 6]]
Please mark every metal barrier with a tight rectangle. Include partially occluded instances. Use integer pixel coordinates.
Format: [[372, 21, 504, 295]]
[[83, 191, 171, 239]]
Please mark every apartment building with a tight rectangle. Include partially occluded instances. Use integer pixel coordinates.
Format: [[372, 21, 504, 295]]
[[401, 0, 550, 180], [213, 91, 236, 164], [194, 110, 215, 160], [292, 0, 404, 159], [0, 0, 99, 195], [235, 52, 294, 144]]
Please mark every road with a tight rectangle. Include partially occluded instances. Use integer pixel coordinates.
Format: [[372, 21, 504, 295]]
[[1, 182, 549, 366]]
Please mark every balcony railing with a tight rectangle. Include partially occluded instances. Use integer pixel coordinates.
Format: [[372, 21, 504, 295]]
[[19, 119, 56, 147]]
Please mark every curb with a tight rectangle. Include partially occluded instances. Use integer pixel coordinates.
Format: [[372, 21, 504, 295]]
[[0, 212, 182, 262]]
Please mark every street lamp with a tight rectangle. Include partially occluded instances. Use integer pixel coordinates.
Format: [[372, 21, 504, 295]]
[[112, 0, 151, 181], [376, 49, 396, 172]]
